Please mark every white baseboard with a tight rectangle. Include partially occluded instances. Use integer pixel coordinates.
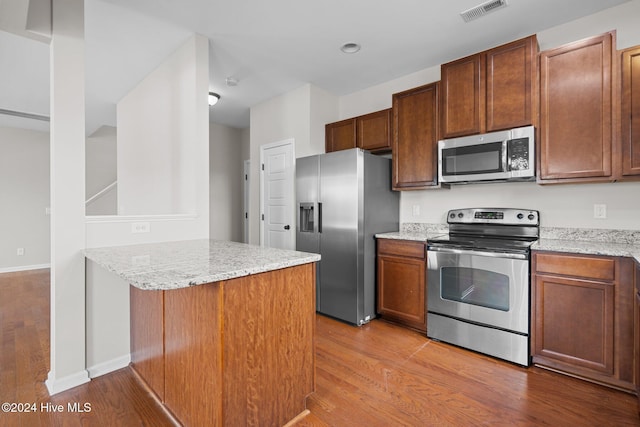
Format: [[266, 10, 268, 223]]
[[45, 369, 91, 396], [87, 354, 131, 379], [0, 263, 50, 274]]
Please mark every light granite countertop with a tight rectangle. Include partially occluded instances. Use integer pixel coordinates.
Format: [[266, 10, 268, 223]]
[[376, 223, 640, 264], [84, 239, 321, 291], [375, 223, 448, 242]]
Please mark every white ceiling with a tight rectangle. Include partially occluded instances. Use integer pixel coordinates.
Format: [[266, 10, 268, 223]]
[[0, 0, 632, 133]]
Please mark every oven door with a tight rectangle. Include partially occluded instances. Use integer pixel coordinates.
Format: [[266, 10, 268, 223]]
[[427, 246, 529, 334]]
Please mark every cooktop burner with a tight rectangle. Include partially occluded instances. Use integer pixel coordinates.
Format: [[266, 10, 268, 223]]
[[428, 234, 537, 252], [428, 208, 540, 254]]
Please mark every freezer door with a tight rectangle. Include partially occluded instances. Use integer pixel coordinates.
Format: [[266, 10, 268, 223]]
[[319, 149, 363, 324], [295, 155, 321, 308]]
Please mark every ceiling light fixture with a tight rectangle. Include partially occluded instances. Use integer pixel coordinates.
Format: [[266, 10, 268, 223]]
[[340, 42, 361, 54], [208, 92, 220, 106]]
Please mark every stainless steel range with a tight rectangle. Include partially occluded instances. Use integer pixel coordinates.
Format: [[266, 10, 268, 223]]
[[427, 207, 539, 366]]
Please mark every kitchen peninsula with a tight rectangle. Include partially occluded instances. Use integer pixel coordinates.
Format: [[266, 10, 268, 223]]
[[85, 239, 320, 426]]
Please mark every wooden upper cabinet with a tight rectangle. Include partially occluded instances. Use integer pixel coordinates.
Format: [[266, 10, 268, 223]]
[[325, 109, 392, 153], [539, 32, 614, 182], [357, 109, 392, 152], [621, 45, 640, 177], [392, 82, 439, 190], [441, 53, 484, 138], [440, 35, 537, 138], [325, 118, 356, 153], [486, 36, 537, 132]]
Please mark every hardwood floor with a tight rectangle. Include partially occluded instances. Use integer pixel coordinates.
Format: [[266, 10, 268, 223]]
[[0, 269, 172, 427], [1, 269, 639, 426]]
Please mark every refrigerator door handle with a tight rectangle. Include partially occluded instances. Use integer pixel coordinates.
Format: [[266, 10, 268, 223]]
[[318, 202, 322, 234]]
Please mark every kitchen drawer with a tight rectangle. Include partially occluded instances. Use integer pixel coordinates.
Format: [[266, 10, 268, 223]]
[[377, 239, 425, 259], [535, 253, 615, 281]]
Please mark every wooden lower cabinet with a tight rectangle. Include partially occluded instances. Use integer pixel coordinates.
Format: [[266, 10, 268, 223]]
[[130, 264, 316, 426], [376, 239, 427, 333], [531, 251, 635, 392]]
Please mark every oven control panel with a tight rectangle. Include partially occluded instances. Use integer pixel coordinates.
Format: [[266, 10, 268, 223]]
[[447, 208, 538, 226]]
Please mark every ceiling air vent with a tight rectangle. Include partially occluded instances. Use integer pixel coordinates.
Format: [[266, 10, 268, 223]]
[[460, 0, 508, 23]]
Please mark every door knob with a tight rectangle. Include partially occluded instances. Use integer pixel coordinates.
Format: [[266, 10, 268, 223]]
[[284, 225, 290, 230]]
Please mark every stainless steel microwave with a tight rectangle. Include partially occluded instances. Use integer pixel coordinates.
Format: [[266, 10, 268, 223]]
[[438, 126, 535, 184]]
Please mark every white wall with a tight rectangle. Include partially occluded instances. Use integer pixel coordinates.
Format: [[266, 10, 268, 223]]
[[86, 125, 116, 216], [117, 34, 203, 216], [86, 34, 210, 249], [209, 122, 245, 242], [0, 126, 50, 272], [338, 0, 640, 231], [85, 34, 210, 379], [248, 83, 338, 244], [47, 0, 89, 394]]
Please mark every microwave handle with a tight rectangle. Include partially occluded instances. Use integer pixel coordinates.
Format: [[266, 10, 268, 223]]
[[502, 140, 509, 172]]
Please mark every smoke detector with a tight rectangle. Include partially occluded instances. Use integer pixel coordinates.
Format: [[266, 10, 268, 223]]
[[460, 0, 508, 23]]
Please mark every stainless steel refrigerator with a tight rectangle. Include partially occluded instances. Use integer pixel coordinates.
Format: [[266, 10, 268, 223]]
[[296, 148, 399, 325]]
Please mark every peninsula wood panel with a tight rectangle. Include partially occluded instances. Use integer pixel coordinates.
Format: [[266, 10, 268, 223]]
[[221, 264, 315, 426], [163, 282, 223, 427], [539, 32, 614, 181], [130, 286, 165, 402], [621, 46, 640, 177], [129, 263, 316, 426]]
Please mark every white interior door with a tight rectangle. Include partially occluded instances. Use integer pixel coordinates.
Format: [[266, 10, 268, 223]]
[[243, 160, 250, 244], [260, 139, 295, 249]]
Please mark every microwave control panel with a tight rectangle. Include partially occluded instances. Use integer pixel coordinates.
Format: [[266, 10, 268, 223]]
[[507, 138, 530, 171]]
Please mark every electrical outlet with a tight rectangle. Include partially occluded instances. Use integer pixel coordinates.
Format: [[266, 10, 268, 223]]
[[412, 205, 420, 217], [131, 222, 151, 233], [45, 207, 51, 215], [17, 248, 25, 256], [593, 204, 607, 219]]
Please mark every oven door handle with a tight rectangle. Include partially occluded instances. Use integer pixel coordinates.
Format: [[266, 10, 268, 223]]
[[427, 246, 528, 260]]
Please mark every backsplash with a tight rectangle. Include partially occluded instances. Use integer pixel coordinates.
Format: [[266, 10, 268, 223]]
[[401, 222, 640, 245], [401, 223, 448, 234], [540, 227, 640, 245]]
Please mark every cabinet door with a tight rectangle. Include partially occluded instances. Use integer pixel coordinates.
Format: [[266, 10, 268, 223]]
[[486, 35, 537, 132], [357, 109, 392, 152], [635, 262, 640, 404], [377, 253, 426, 333], [325, 118, 356, 153], [539, 32, 613, 181], [441, 53, 484, 138], [532, 274, 615, 375], [392, 82, 439, 190], [621, 46, 640, 177]]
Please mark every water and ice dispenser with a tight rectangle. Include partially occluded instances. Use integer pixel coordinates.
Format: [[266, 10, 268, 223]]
[[299, 203, 314, 232]]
